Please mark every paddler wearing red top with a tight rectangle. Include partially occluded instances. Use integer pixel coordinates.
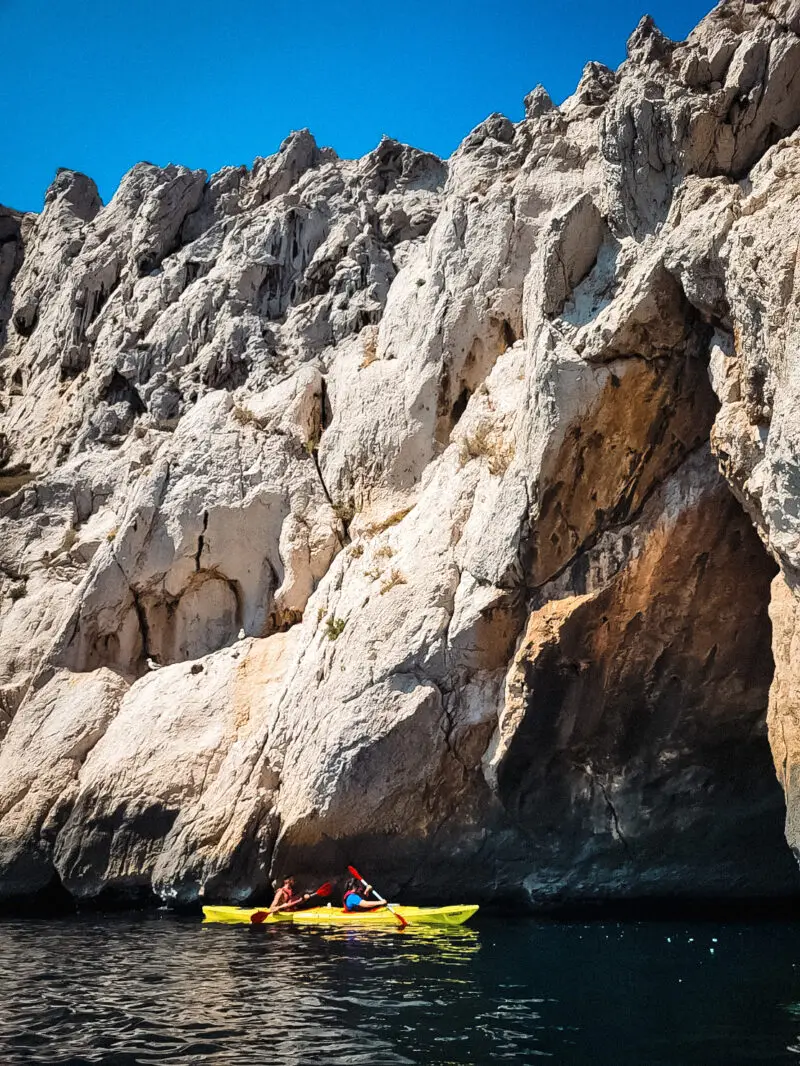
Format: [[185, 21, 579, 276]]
[[342, 876, 387, 911], [269, 876, 312, 914]]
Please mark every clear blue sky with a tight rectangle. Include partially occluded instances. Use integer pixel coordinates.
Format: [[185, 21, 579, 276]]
[[1, 0, 715, 214]]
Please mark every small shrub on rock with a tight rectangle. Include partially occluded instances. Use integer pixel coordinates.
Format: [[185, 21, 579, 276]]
[[380, 568, 407, 595], [324, 616, 346, 640], [459, 424, 515, 476]]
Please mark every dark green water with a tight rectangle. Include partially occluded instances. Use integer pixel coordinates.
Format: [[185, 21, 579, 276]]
[[2, 913, 800, 1064]]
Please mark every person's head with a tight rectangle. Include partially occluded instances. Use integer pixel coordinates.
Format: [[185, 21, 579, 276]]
[[282, 876, 296, 892], [344, 877, 360, 895]]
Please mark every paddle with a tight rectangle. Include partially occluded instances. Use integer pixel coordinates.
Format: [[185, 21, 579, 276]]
[[250, 881, 333, 924], [347, 865, 408, 929]]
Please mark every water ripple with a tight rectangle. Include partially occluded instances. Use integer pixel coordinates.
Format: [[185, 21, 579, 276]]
[[0, 916, 538, 1065], [1, 914, 800, 1064]]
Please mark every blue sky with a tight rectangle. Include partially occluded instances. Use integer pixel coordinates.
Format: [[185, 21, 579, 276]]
[[1, 0, 715, 213]]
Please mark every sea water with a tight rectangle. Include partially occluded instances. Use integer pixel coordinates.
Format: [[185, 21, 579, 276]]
[[1, 912, 800, 1064]]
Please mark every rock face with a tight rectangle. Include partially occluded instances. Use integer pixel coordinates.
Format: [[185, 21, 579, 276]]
[[3, 0, 800, 907]]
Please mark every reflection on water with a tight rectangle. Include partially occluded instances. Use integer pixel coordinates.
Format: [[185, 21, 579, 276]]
[[1, 914, 800, 1064], [316, 923, 480, 958]]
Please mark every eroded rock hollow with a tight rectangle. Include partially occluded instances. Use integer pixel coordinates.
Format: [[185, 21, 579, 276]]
[[3, 0, 800, 907]]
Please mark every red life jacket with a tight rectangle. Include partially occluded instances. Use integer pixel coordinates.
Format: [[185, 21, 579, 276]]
[[275, 886, 296, 909]]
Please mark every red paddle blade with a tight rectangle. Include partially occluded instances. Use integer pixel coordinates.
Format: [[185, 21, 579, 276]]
[[316, 882, 333, 897], [250, 911, 269, 924], [347, 865, 362, 880]]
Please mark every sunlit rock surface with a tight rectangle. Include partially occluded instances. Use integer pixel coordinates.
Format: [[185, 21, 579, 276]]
[[3, 0, 800, 906]]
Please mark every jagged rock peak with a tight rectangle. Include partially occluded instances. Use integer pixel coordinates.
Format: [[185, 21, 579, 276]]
[[625, 14, 676, 64], [572, 61, 617, 106], [249, 127, 324, 200], [461, 112, 516, 150], [44, 169, 102, 220], [359, 135, 447, 192], [523, 85, 556, 120]]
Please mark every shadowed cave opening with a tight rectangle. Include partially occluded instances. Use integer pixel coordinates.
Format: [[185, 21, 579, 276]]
[[496, 455, 799, 902], [470, 302, 800, 903]]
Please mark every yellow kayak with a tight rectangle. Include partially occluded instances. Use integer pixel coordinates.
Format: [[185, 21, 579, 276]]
[[202, 904, 479, 927]]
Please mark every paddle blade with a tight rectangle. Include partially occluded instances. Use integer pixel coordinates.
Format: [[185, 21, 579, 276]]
[[388, 905, 408, 929], [347, 865, 362, 881], [315, 882, 333, 898], [250, 911, 270, 924]]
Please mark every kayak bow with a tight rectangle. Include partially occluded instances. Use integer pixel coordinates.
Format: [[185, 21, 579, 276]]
[[202, 906, 293, 925]]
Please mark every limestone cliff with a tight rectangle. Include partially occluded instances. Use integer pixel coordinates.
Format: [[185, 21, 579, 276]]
[[3, 0, 800, 907]]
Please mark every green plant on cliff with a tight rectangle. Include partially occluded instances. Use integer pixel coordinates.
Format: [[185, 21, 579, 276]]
[[324, 616, 346, 640]]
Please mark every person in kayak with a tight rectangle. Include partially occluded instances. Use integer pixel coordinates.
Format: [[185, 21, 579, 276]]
[[269, 876, 312, 914], [342, 877, 387, 912]]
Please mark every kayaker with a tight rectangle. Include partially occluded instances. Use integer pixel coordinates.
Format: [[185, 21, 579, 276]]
[[269, 876, 312, 914], [342, 877, 387, 912]]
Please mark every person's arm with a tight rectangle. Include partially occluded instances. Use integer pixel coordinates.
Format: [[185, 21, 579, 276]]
[[268, 887, 285, 913], [272, 892, 312, 914], [353, 884, 386, 910]]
